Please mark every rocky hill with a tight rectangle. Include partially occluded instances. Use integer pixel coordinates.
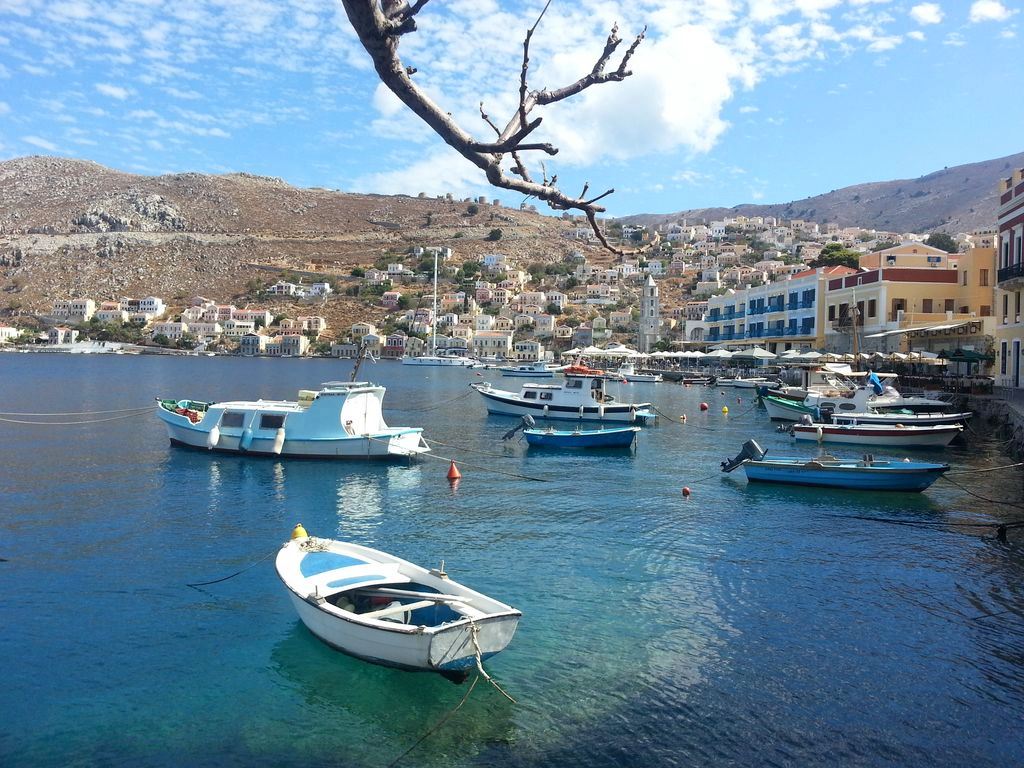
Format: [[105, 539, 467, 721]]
[[619, 151, 1024, 234], [0, 156, 600, 333]]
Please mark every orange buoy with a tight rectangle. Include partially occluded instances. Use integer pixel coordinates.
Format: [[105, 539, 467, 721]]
[[682, 487, 691, 497], [699, 402, 709, 411], [447, 460, 462, 480]]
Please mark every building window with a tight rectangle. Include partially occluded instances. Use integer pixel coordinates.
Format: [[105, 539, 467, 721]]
[[980, 269, 989, 287], [962, 271, 968, 286], [922, 299, 933, 314], [867, 299, 877, 318], [828, 305, 836, 321], [944, 299, 954, 313]]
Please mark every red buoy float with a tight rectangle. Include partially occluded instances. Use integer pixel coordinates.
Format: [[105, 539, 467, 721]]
[[699, 402, 709, 411], [447, 460, 462, 481]]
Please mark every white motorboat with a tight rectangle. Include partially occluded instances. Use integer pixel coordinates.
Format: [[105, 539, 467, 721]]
[[615, 363, 662, 383], [156, 381, 430, 459], [499, 360, 557, 377], [762, 374, 953, 421], [276, 526, 521, 682], [471, 376, 657, 423], [790, 421, 963, 448]]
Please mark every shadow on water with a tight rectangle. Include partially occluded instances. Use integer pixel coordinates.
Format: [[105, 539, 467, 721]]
[[268, 624, 518, 768]]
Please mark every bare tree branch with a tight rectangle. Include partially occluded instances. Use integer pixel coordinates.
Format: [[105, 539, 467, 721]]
[[339, 0, 650, 255]]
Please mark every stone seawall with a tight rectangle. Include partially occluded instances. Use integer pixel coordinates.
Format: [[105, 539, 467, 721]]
[[967, 393, 1024, 459]]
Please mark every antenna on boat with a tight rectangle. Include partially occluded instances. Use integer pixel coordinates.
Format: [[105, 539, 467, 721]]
[[351, 342, 369, 382]]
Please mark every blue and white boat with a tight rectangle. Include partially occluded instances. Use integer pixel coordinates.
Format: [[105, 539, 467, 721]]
[[721, 439, 949, 492], [471, 376, 656, 424], [156, 381, 430, 459], [276, 526, 521, 682], [523, 425, 640, 449]]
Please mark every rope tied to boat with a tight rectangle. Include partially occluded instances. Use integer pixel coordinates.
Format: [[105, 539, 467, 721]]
[[384, 676, 479, 768], [0, 405, 153, 425], [469, 621, 516, 704]]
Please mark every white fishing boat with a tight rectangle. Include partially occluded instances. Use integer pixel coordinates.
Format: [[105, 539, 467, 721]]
[[615, 363, 662, 383], [499, 360, 557, 377], [789, 421, 962, 448], [276, 526, 521, 682], [471, 376, 656, 423], [762, 372, 953, 421], [155, 381, 430, 458]]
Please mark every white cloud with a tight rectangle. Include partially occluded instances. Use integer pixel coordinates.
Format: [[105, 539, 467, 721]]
[[23, 135, 61, 152], [943, 32, 967, 45], [910, 3, 944, 25], [739, 105, 760, 113], [969, 1, 1017, 22], [353, 147, 490, 198], [96, 82, 130, 100], [907, 30, 926, 40]]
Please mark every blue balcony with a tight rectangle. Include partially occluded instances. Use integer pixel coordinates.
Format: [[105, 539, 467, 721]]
[[748, 306, 766, 315], [721, 331, 735, 341], [787, 302, 799, 311], [799, 300, 815, 309], [766, 304, 785, 313]]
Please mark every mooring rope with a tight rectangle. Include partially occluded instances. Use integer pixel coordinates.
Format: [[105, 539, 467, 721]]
[[0, 406, 153, 416], [0, 410, 152, 425], [469, 621, 516, 704], [390, 389, 475, 412], [945, 461, 1024, 475], [384, 676, 479, 768], [185, 548, 278, 588], [421, 436, 524, 459], [365, 435, 549, 482]]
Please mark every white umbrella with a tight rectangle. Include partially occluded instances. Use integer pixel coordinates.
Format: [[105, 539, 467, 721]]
[[795, 351, 822, 361], [705, 349, 734, 358], [732, 346, 776, 360]]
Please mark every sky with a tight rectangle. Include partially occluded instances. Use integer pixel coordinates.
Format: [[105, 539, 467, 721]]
[[0, 0, 1022, 218]]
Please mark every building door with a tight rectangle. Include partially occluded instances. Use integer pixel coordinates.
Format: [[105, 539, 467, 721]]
[[1015, 340, 1021, 388]]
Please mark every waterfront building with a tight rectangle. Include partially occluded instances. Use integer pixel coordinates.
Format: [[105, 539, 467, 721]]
[[51, 298, 95, 323], [825, 246, 995, 355], [473, 331, 513, 358], [706, 266, 853, 353], [48, 326, 79, 344], [996, 166, 1024, 386], [239, 333, 268, 356]]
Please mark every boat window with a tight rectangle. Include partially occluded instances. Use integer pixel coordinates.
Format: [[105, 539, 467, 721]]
[[539, 392, 553, 400], [523, 391, 538, 399], [566, 380, 582, 389], [838, 403, 857, 410], [221, 412, 244, 428], [260, 414, 286, 430]]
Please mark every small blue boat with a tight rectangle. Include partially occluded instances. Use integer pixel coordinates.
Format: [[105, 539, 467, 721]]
[[523, 426, 640, 449], [721, 439, 948, 492]]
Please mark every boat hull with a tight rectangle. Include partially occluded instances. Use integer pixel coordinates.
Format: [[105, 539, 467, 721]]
[[284, 591, 520, 673], [523, 426, 639, 448], [742, 460, 947, 491], [475, 388, 654, 423], [791, 424, 961, 448]]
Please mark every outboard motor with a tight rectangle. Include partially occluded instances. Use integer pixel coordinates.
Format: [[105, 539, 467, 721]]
[[721, 439, 767, 472], [817, 405, 835, 423], [798, 413, 813, 426]]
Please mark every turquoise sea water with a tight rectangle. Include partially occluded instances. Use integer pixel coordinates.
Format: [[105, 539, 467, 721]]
[[2, 354, 1023, 767]]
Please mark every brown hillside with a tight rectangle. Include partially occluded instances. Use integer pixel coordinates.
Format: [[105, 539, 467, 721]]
[[0, 156, 604, 334]]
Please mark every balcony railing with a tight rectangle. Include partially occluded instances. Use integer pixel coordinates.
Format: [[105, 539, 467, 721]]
[[748, 306, 766, 315], [799, 300, 814, 309], [998, 262, 1024, 284]]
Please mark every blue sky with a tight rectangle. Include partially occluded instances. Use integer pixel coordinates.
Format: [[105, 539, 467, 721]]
[[0, 0, 1021, 218]]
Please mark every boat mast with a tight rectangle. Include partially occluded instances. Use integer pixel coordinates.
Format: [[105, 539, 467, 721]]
[[431, 249, 438, 356]]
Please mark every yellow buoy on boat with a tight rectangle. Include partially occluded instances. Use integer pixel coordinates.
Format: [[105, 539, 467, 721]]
[[291, 523, 309, 540]]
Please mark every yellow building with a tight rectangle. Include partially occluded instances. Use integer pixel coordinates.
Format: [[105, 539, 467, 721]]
[[995, 167, 1024, 386], [826, 245, 995, 355]]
